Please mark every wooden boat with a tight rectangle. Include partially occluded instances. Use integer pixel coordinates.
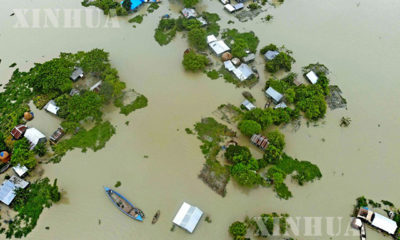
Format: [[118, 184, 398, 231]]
[[0, 162, 11, 174], [104, 187, 144, 221], [152, 210, 160, 224]]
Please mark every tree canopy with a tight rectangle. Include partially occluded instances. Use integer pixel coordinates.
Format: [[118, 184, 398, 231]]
[[11, 138, 37, 169], [238, 120, 261, 137], [182, 51, 209, 72], [188, 28, 208, 51]]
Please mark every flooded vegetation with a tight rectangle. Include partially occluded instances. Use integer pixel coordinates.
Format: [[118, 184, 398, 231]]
[[0, 0, 400, 239]]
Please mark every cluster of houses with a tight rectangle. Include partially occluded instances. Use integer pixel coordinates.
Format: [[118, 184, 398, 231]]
[[0, 67, 89, 206], [207, 34, 256, 82], [180, 8, 257, 83], [353, 207, 398, 238], [263, 50, 320, 108], [220, 0, 244, 13]]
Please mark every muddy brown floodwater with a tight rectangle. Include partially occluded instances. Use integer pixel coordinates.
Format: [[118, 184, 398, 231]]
[[0, 0, 400, 239]]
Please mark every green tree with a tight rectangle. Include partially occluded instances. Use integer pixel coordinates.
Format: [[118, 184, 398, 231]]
[[0, 132, 6, 151], [11, 138, 37, 169], [238, 120, 261, 137], [122, 0, 132, 11], [267, 130, 285, 151], [224, 145, 252, 164], [33, 142, 47, 157], [231, 39, 248, 58], [231, 163, 262, 187], [63, 91, 103, 123], [188, 28, 208, 50], [229, 221, 247, 237], [182, 51, 209, 72], [243, 108, 273, 129], [28, 58, 74, 94]]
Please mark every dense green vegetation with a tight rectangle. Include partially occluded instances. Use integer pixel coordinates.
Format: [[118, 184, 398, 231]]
[[264, 68, 331, 120], [147, 3, 159, 13], [229, 213, 290, 239], [182, 51, 209, 72], [202, 12, 221, 36], [115, 94, 148, 116], [238, 120, 261, 137], [222, 29, 260, 58], [11, 138, 36, 169], [206, 70, 220, 79], [5, 178, 61, 238], [260, 44, 295, 73], [82, 0, 129, 16], [51, 121, 116, 162], [154, 19, 177, 46], [188, 28, 208, 50], [128, 15, 144, 24], [229, 221, 247, 238]]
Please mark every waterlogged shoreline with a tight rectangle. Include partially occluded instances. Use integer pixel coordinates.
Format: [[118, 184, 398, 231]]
[[1, 0, 400, 239]]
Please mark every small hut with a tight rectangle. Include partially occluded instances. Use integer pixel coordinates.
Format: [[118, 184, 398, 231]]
[[11, 124, 27, 140], [70, 67, 84, 82], [23, 112, 33, 121], [50, 128, 65, 144], [221, 52, 233, 61], [0, 152, 10, 163], [251, 134, 269, 150]]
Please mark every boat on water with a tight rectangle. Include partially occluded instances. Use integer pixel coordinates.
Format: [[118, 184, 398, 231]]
[[152, 210, 160, 224], [104, 187, 144, 221]]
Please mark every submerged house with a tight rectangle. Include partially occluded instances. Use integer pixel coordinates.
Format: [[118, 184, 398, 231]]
[[208, 39, 230, 56], [242, 53, 256, 63], [24, 128, 46, 150], [264, 50, 279, 61], [305, 71, 319, 84], [11, 124, 27, 140], [196, 17, 207, 26], [241, 100, 256, 111], [224, 4, 236, 13], [173, 202, 203, 233], [44, 100, 59, 115], [274, 102, 287, 109], [224, 60, 236, 72], [13, 165, 29, 178], [181, 8, 198, 19], [357, 208, 398, 235], [70, 67, 84, 82], [265, 87, 283, 103], [90, 80, 102, 92], [251, 134, 269, 150], [232, 64, 254, 81], [233, 3, 244, 11], [50, 127, 65, 144], [0, 176, 29, 205]]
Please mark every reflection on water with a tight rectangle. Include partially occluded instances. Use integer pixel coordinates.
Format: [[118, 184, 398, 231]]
[[0, 0, 400, 239]]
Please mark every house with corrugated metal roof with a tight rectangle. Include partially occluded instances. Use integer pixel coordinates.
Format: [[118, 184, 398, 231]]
[[265, 87, 283, 103], [0, 176, 29, 205], [173, 202, 203, 233]]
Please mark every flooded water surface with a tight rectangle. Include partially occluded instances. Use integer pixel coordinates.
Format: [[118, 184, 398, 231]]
[[0, 0, 400, 239]]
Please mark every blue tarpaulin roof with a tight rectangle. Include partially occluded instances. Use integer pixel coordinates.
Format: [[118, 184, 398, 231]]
[[121, 0, 144, 10]]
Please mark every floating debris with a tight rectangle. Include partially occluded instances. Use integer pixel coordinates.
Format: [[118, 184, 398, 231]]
[[114, 181, 121, 188], [340, 117, 351, 127]]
